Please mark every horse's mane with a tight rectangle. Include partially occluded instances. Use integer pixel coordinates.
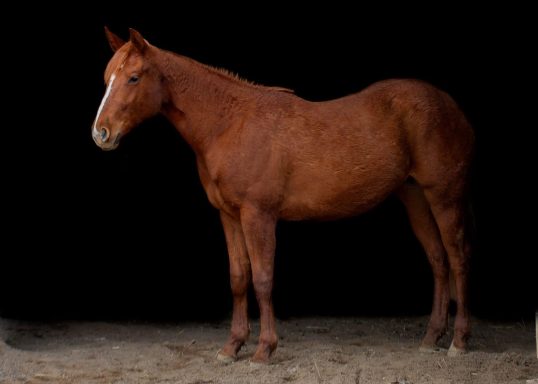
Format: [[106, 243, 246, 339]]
[[162, 49, 294, 94]]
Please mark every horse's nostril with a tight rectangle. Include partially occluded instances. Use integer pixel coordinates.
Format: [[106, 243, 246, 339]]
[[100, 127, 110, 142]]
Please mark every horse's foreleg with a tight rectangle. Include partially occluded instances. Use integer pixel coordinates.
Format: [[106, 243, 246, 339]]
[[217, 212, 251, 363], [240, 205, 277, 363]]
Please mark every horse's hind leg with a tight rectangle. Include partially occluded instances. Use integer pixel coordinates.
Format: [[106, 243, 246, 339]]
[[424, 187, 471, 356], [217, 212, 251, 363], [397, 182, 450, 351]]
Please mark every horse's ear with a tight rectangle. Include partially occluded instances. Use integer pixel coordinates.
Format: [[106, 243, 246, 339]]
[[104, 26, 125, 52], [129, 28, 148, 53]]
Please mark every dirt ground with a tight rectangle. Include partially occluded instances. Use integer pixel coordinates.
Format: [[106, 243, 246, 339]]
[[0, 316, 536, 384]]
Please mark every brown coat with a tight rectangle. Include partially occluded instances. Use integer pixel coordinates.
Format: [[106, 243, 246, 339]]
[[93, 28, 474, 362]]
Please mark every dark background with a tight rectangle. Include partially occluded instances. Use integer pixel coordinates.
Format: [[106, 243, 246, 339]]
[[4, 5, 535, 322]]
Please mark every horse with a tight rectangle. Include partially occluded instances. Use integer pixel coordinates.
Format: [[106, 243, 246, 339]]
[[92, 28, 474, 363]]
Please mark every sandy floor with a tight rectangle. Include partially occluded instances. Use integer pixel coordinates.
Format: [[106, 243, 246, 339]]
[[0, 316, 536, 384]]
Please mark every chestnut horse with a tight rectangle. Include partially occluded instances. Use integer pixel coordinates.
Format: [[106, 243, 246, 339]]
[[93, 28, 474, 363]]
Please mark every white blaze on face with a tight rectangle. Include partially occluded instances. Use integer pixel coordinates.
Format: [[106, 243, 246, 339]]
[[92, 73, 117, 138]]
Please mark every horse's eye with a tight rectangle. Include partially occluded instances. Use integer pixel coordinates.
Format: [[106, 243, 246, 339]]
[[128, 75, 139, 84]]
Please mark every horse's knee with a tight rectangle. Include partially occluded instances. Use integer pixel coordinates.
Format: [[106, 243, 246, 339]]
[[230, 273, 249, 296], [252, 274, 273, 299]]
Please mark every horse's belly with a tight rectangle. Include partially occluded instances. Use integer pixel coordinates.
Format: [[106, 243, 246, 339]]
[[279, 167, 407, 221]]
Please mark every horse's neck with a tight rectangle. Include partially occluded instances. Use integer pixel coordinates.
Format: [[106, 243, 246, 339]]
[[157, 51, 255, 155]]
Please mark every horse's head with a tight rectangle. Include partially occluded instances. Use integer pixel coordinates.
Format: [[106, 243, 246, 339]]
[[92, 28, 164, 150]]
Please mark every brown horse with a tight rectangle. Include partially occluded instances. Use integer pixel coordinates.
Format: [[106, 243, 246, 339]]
[[93, 28, 474, 363]]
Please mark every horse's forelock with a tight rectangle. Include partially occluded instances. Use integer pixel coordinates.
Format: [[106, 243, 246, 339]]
[[104, 50, 129, 83]]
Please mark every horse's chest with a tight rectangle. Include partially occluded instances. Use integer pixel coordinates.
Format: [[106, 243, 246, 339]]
[[197, 160, 245, 217]]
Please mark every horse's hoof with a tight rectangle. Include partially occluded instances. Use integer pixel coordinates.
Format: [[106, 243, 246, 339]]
[[216, 351, 237, 364], [447, 341, 467, 357], [419, 344, 446, 353]]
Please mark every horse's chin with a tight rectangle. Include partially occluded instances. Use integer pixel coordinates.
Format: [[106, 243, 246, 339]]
[[99, 144, 119, 151], [94, 140, 119, 151]]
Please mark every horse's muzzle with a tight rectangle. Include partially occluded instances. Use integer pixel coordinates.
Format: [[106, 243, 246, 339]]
[[92, 126, 120, 151]]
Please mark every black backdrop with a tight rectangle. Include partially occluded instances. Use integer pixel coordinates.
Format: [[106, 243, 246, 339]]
[[4, 5, 535, 321]]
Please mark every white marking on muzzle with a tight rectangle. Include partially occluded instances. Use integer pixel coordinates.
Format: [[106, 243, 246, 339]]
[[93, 73, 117, 138]]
